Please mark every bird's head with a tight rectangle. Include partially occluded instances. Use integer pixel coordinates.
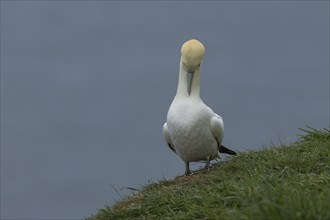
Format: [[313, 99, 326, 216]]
[[181, 39, 205, 73], [180, 39, 205, 95]]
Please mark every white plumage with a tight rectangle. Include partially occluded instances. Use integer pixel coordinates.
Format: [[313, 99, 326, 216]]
[[163, 39, 235, 175]]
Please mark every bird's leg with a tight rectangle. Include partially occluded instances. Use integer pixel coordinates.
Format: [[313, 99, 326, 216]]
[[204, 156, 211, 171], [185, 162, 191, 175]]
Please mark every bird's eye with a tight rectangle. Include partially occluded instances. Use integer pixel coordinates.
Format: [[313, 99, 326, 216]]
[[197, 64, 201, 67]]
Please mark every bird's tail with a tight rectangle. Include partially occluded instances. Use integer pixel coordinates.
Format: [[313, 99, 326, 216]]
[[219, 145, 237, 155]]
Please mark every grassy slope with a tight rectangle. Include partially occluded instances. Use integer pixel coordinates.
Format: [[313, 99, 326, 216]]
[[87, 128, 330, 220]]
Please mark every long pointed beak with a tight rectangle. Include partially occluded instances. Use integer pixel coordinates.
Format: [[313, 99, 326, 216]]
[[187, 71, 194, 95]]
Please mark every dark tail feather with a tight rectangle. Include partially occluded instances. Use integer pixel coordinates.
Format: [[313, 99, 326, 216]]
[[219, 145, 237, 155]]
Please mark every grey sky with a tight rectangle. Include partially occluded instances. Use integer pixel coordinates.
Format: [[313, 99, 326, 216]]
[[1, 1, 329, 219]]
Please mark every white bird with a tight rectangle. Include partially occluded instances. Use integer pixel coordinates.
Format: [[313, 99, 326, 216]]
[[163, 39, 236, 175]]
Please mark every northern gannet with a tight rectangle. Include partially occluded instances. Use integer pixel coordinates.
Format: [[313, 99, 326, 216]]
[[163, 39, 236, 175]]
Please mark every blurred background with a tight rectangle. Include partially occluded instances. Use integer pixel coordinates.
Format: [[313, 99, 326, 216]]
[[1, 1, 329, 219]]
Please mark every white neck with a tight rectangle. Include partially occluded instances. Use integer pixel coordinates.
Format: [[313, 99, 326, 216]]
[[176, 57, 201, 98]]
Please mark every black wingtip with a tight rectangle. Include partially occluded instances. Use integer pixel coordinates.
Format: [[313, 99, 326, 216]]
[[168, 143, 176, 153], [219, 145, 237, 155]]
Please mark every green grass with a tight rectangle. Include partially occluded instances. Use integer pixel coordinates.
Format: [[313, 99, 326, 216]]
[[87, 127, 330, 220]]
